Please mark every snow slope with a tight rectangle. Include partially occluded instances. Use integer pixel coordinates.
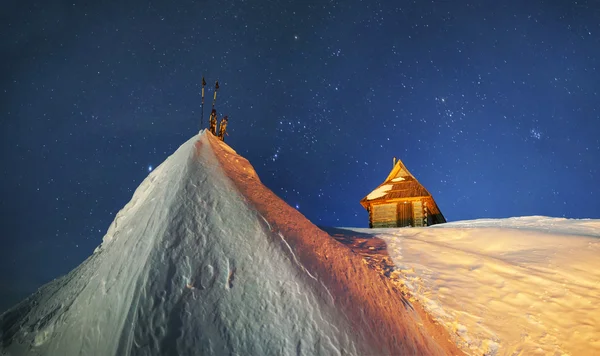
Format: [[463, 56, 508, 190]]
[[0, 131, 461, 356], [345, 217, 600, 355]]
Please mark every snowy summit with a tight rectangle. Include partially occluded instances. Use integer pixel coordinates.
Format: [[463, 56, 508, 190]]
[[0, 131, 460, 356]]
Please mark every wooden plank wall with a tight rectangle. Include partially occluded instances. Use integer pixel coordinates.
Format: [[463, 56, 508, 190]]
[[413, 201, 423, 227], [369, 198, 444, 228], [373, 203, 397, 227]]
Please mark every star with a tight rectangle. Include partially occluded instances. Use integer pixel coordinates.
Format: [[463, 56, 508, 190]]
[[530, 129, 542, 140]]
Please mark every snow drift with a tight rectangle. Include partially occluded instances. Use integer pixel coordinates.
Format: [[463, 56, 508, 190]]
[[341, 217, 600, 355], [0, 131, 461, 355]]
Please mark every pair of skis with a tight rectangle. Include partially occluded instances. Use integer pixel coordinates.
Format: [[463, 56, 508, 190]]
[[200, 77, 219, 129]]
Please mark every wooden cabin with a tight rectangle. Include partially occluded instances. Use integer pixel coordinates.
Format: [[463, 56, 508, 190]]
[[360, 157, 446, 228]]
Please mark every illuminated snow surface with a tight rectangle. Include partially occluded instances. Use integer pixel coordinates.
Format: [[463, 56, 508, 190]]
[[0, 132, 461, 356], [345, 217, 600, 356]]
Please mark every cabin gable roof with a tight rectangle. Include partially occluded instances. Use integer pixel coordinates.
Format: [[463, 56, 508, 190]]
[[360, 158, 433, 208]]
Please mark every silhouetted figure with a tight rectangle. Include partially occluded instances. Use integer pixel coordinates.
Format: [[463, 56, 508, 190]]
[[209, 109, 217, 135], [218, 116, 228, 142]]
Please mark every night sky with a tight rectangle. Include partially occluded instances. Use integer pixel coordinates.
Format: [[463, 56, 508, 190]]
[[1, 0, 599, 312]]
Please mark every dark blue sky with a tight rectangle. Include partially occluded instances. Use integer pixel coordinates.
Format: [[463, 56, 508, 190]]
[[1, 0, 599, 311]]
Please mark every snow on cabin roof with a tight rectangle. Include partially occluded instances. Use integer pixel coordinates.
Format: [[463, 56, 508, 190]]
[[361, 158, 432, 206], [366, 184, 393, 200]]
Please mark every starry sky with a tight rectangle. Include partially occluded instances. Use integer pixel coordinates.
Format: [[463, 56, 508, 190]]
[[1, 0, 599, 312]]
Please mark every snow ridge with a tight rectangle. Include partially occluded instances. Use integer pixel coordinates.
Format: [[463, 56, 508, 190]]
[[1, 132, 373, 356], [0, 131, 463, 356]]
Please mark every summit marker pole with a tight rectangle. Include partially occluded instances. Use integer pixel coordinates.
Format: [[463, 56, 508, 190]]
[[201, 77, 206, 129], [212, 81, 219, 110]]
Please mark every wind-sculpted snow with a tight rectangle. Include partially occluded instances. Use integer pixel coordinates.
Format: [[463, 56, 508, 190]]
[[208, 133, 463, 355], [344, 217, 600, 355], [0, 131, 462, 356]]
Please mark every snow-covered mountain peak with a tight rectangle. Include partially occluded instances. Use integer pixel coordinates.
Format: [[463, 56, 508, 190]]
[[0, 131, 461, 356]]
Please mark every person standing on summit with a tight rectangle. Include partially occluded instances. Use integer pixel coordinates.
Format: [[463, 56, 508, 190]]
[[209, 109, 218, 135], [218, 116, 228, 142]]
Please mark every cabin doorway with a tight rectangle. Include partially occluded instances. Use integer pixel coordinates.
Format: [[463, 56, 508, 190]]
[[397, 202, 413, 227]]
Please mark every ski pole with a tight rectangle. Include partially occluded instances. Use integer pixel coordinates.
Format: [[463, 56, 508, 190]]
[[201, 76, 206, 129]]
